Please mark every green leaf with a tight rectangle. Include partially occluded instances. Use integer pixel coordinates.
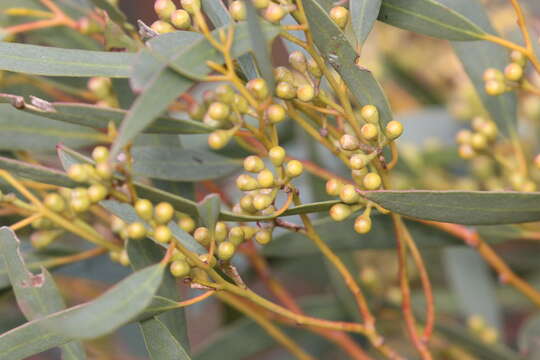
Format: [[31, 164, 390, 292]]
[[0, 228, 86, 359], [364, 190, 540, 225], [303, 0, 393, 126], [0, 104, 103, 151], [111, 22, 279, 157], [128, 238, 191, 360], [0, 264, 164, 359], [378, 0, 488, 41], [132, 146, 241, 181], [0, 156, 77, 188], [262, 214, 491, 258], [197, 194, 221, 239], [88, 0, 128, 26], [0, 42, 133, 77], [350, 0, 382, 45], [245, 2, 275, 91]]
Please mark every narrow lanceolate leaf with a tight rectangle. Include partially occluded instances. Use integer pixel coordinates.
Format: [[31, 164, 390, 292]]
[[303, 0, 393, 126], [111, 22, 279, 157], [128, 239, 191, 360], [0, 264, 164, 360], [132, 147, 241, 181], [245, 2, 275, 91], [451, 1, 517, 135], [350, 0, 382, 45], [0, 104, 103, 151], [0, 156, 77, 188], [0, 42, 133, 77], [0, 228, 86, 359], [378, 0, 488, 41], [364, 190, 540, 225]]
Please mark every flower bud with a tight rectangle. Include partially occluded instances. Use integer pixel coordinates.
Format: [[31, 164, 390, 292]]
[[44, 193, 66, 213], [95, 162, 113, 180], [269, 146, 286, 166], [180, 0, 200, 15], [458, 144, 475, 159], [361, 123, 378, 141], [67, 164, 88, 183], [215, 222, 228, 243], [350, 154, 368, 170], [483, 68, 503, 82], [307, 58, 322, 78], [255, 229, 272, 245], [385, 120, 403, 140], [218, 241, 236, 261], [267, 104, 286, 124], [127, 222, 147, 240], [325, 178, 343, 196], [178, 215, 196, 233], [471, 133, 488, 151], [504, 62, 523, 81], [151, 20, 175, 34], [244, 155, 265, 173], [276, 81, 296, 99], [154, 202, 174, 224], [456, 129, 472, 144], [70, 196, 90, 213], [252, 0, 270, 9], [194, 227, 210, 246], [289, 51, 307, 73], [233, 94, 249, 113], [485, 79, 505, 96], [339, 134, 360, 151], [171, 9, 191, 29], [274, 66, 294, 83], [236, 174, 259, 191], [329, 203, 351, 221], [208, 102, 230, 121], [239, 194, 256, 213], [170, 260, 191, 277], [510, 50, 526, 66], [229, 0, 246, 21], [92, 146, 109, 163], [229, 227, 245, 246], [297, 84, 315, 102], [361, 105, 379, 124], [246, 78, 269, 100], [354, 215, 372, 234], [264, 3, 286, 23], [285, 160, 303, 178], [88, 77, 111, 99], [88, 183, 108, 203], [208, 130, 231, 150], [135, 199, 153, 220], [257, 169, 275, 188], [253, 193, 273, 210], [154, 224, 172, 243], [340, 184, 359, 203], [154, 0, 176, 20], [363, 173, 381, 190], [329, 6, 348, 29]]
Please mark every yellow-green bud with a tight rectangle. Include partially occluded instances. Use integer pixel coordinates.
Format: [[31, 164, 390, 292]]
[[154, 224, 172, 243], [276, 81, 296, 99], [274, 66, 294, 83], [229, 226, 245, 246], [297, 84, 315, 102], [180, 0, 200, 14], [510, 50, 527, 66], [172, 249, 186, 261], [95, 162, 113, 180], [329, 203, 352, 221], [252, 0, 270, 9], [194, 227, 210, 246], [44, 193, 66, 213], [485, 79, 505, 96], [255, 229, 272, 245], [242, 226, 257, 240], [253, 193, 273, 210], [135, 199, 154, 220], [151, 20, 175, 34], [208, 102, 230, 121], [70, 196, 90, 213], [247, 78, 269, 100], [244, 155, 265, 173], [208, 130, 231, 150], [67, 164, 88, 183], [154, 0, 176, 20], [385, 120, 403, 140], [361, 123, 378, 141], [170, 260, 191, 277], [178, 215, 196, 233], [285, 160, 303, 178], [92, 146, 109, 163], [339, 134, 360, 151], [340, 184, 359, 204], [199, 253, 217, 267], [268, 146, 286, 166], [88, 183, 108, 203], [127, 222, 147, 240], [87, 77, 111, 99], [31, 230, 62, 249], [233, 94, 249, 114], [363, 173, 381, 190], [215, 84, 235, 104], [218, 241, 236, 261], [239, 194, 256, 213], [154, 202, 174, 224], [289, 51, 307, 73], [257, 169, 275, 188], [236, 174, 259, 191], [325, 178, 343, 196], [483, 68, 503, 82], [171, 9, 191, 29], [229, 0, 246, 21], [504, 62, 523, 82], [354, 215, 372, 234], [361, 105, 379, 124], [458, 144, 476, 159], [267, 104, 286, 124], [119, 250, 130, 266], [215, 222, 228, 243], [456, 129, 472, 144], [471, 133, 488, 151], [264, 3, 286, 23], [329, 6, 348, 29], [350, 154, 368, 170], [307, 58, 322, 78]]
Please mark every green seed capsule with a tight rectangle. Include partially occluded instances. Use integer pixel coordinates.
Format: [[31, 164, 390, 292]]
[[154, 225, 172, 243], [44, 193, 66, 213], [170, 260, 191, 277], [329, 203, 351, 222], [154, 202, 174, 224], [135, 199, 154, 220], [218, 241, 236, 261], [194, 227, 210, 246], [127, 222, 147, 240], [88, 183, 108, 203], [255, 229, 272, 245], [171, 9, 191, 29]]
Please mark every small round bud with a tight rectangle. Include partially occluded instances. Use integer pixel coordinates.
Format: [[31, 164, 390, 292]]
[[154, 0, 176, 20], [208, 102, 230, 121], [246, 78, 269, 100], [154, 202, 174, 224], [340, 184, 359, 204], [208, 130, 231, 150], [459, 144, 476, 159], [236, 174, 259, 191], [70, 196, 90, 213], [252, 0, 270, 9], [244, 155, 265, 173], [267, 104, 286, 124], [215, 222, 228, 243], [67, 164, 88, 183], [485, 80, 505, 96], [307, 58, 322, 78], [276, 81, 296, 100], [44, 193, 65, 213], [172, 249, 186, 261], [354, 215, 372, 234], [467, 315, 486, 333], [199, 253, 217, 267], [95, 162, 113, 180], [111, 216, 126, 234], [385, 121, 403, 140], [285, 160, 303, 178], [194, 227, 210, 246], [361, 123, 378, 141], [218, 241, 236, 261], [171, 9, 191, 29], [339, 134, 360, 151], [233, 94, 249, 113], [127, 222, 147, 240], [119, 250, 130, 266], [363, 173, 382, 190], [151, 20, 175, 34], [352, 168, 368, 185], [253, 194, 273, 210], [255, 229, 272, 245], [269, 146, 286, 166], [289, 51, 307, 73], [154, 225, 172, 243], [257, 169, 275, 188], [483, 68, 503, 82], [329, 203, 352, 221], [229, 0, 246, 21], [71, 187, 88, 198], [88, 183, 108, 203], [329, 6, 349, 29], [350, 154, 368, 170], [471, 133, 488, 151], [510, 50, 526, 66], [242, 226, 257, 239], [239, 194, 256, 213], [504, 62, 523, 81], [478, 121, 498, 141], [215, 84, 235, 104], [228, 227, 245, 246], [29, 230, 57, 249], [326, 178, 343, 196], [178, 215, 196, 233], [361, 105, 379, 124], [274, 66, 294, 83], [88, 77, 111, 99], [135, 199, 154, 220], [264, 3, 286, 23], [180, 0, 200, 14], [170, 260, 191, 277], [297, 84, 315, 102], [92, 146, 109, 163], [455, 129, 472, 144]]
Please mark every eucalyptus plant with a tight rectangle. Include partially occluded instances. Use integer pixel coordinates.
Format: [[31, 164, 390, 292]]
[[0, 0, 540, 359]]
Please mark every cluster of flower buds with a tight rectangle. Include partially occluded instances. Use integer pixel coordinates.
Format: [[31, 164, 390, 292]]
[[455, 116, 498, 159], [88, 77, 117, 108], [483, 50, 527, 96], [466, 315, 499, 344], [152, 0, 200, 34]]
